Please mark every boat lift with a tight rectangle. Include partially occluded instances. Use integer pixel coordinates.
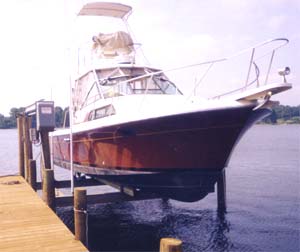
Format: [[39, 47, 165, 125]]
[[20, 101, 227, 213]]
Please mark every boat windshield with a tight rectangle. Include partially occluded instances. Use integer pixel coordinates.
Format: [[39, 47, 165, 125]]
[[99, 71, 182, 98], [74, 67, 183, 109]]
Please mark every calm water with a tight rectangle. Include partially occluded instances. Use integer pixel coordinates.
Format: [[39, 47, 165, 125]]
[[0, 125, 299, 251]]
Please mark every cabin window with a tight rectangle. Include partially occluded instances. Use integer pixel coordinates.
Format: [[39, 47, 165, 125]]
[[88, 105, 116, 121], [152, 75, 180, 94], [101, 76, 128, 98], [127, 75, 182, 95], [94, 67, 183, 99], [88, 111, 95, 121]]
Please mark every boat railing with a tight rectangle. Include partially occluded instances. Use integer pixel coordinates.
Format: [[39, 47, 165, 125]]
[[211, 38, 288, 99], [93, 38, 288, 100], [75, 38, 289, 108], [202, 38, 285, 99]]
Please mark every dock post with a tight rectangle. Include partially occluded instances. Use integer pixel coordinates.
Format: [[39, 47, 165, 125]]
[[28, 159, 37, 191], [42, 169, 56, 211], [217, 169, 227, 212], [23, 116, 33, 182], [74, 188, 87, 245], [17, 116, 25, 177], [40, 129, 52, 170], [160, 238, 182, 252]]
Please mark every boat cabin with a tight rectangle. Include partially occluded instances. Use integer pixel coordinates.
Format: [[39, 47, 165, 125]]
[[73, 66, 183, 112]]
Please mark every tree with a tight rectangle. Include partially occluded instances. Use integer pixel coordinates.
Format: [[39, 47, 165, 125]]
[[262, 110, 277, 124], [9, 107, 23, 127], [55, 106, 64, 127], [0, 114, 5, 128], [262, 104, 300, 124]]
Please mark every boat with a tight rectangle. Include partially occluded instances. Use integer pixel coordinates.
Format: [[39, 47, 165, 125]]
[[50, 2, 292, 202]]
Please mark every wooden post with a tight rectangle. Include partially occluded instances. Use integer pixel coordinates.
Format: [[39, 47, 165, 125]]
[[217, 169, 227, 212], [40, 129, 52, 170], [74, 188, 87, 245], [23, 116, 33, 181], [42, 169, 56, 211], [22, 116, 29, 181], [160, 238, 182, 252], [17, 116, 25, 177], [28, 159, 37, 191]]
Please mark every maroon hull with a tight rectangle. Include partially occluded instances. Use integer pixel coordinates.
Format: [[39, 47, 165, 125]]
[[52, 105, 270, 172]]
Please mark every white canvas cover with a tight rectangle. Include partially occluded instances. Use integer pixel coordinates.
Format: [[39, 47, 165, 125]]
[[78, 2, 132, 19], [92, 31, 134, 58]]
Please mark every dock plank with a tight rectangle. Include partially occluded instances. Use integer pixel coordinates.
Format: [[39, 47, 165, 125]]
[[0, 176, 87, 252]]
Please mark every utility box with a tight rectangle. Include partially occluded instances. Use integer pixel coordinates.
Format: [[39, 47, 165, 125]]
[[36, 101, 55, 131]]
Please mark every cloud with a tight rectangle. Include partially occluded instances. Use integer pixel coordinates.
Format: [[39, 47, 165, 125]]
[[0, 0, 298, 113], [267, 15, 287, 31]]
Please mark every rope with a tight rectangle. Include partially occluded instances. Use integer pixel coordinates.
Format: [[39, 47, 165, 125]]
[[73, 207, 89, 247], [73, 208, 87, 214]]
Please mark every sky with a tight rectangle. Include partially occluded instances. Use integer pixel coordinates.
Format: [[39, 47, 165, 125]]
[[0, 0, 299, 116]]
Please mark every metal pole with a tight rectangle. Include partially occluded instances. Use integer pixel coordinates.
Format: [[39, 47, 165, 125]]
[[244, 48, 255, 88], [70, 116, 74, 194], [40, 129, 52, 169], [264, 50, 275, 86], [217, 169, 227, 212], [29, 159, 37, 191], [68, 48, 75, 194]]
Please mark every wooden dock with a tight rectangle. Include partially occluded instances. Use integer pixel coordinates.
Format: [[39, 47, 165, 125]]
[[1, 110, 226, 252], [0, 175, 87, 252]]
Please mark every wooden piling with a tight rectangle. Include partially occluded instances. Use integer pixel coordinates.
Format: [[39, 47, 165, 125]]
[[28, 159, 37, 191], [217, 169, 227, 212], [0, 175, 87, 252], [42, 169, 56, 211], [17, 116, 25, 177], [160, 238, 182, 252], [23, 116, 33, 181], [22, 116, 29, 181], [74, 188, 87, 245]]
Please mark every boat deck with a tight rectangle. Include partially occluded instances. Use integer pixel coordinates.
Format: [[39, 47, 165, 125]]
[[0, 175, 87, 252]]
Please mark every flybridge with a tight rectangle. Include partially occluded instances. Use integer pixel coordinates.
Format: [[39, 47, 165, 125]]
[[78, 2, 132, 19], [74, 2, 141, 73]]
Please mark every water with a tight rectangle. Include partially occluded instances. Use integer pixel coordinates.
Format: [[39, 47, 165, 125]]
[[0, 125, 299, 251]]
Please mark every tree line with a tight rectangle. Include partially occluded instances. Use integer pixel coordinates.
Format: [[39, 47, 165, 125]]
[[0, 107, 67, 129], [0, 104, 299, 129], [261, 104, 300, 124]]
